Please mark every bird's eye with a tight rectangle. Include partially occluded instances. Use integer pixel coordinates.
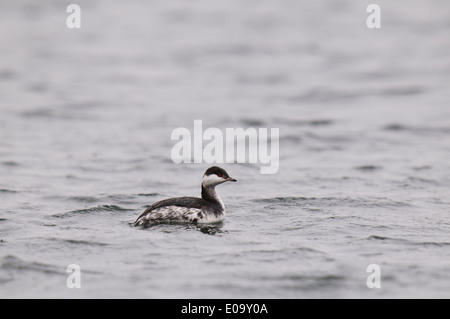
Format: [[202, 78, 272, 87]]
[[217, 174, 223, 178]]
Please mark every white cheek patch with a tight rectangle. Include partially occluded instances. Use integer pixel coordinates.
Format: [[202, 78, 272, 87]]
[[202, 174, 225, 186]]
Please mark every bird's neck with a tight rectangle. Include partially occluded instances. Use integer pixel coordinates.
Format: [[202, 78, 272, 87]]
[[201, 184, 224, 210]]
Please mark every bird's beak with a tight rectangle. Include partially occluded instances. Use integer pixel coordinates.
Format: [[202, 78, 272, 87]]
[[226, 177, 237, 182]]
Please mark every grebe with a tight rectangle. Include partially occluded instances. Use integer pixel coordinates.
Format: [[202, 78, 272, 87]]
[[134, 166, 237, 227]]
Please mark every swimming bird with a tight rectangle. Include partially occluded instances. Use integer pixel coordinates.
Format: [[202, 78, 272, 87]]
[[134, 166, 237, 227]]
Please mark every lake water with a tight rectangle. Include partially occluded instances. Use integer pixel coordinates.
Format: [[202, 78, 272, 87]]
[[1, 0, 450, 298]]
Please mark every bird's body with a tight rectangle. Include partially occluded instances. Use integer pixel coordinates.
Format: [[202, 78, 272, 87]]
[[134, 166, 236, 227]]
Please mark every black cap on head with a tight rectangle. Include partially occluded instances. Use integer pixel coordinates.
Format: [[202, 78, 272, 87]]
[[204, 166, 230, 178], [203, 166, 237, 183]]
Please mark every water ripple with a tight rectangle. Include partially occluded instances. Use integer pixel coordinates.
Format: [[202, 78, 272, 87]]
[[52, 205, 133, 218], [254, 196, 413, 209], [0, 255, 64, 275], [0, 189, 18, 193], [383, 123, 450, 134], [367, 236, 450, 247]]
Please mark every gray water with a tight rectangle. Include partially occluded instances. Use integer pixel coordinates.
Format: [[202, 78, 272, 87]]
[[1, 0, 450, 298]]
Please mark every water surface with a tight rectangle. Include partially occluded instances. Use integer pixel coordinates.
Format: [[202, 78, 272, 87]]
[[1, 0, 450, 298]]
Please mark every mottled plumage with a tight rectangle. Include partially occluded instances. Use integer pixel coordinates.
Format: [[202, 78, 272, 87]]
[[134, 167, 236, 227]]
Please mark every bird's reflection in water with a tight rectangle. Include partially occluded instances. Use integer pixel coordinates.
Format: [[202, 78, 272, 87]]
[[136, 221, 225, 235], [195, 222, 224, 235]]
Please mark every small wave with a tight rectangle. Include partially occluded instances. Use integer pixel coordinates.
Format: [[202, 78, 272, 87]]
[[384, 123, 406, 131], [0, 69, 15, 80], [367, 236, 450, 247], [1, 161, 19, 167], [20, 108, 53, 118], [381, 86, 425, 96], [411, 165, 432, 171], [48, 237, 108, 247], [240, 118, 266, 126], [303, 132, 351, 143], [280, 134, 302, 143], [254, 196, 412, 209], [418, 242, 450, 247], [282, 88, 361, 103], [354, 165, 383, 171], [68, 196, 100, 203], [0, 255, 64, 275], [0, 189, 17, 193], [20, 107, 93, 121], [255, 196, 312, 203], [367, 235, 415, 245], [67, 193, 152, 204], [53, 204, 133, 218], [275, 118, 334, 127], [137, 193, 159, 197], [272, 273, 345, 290], [367, 235, 402, 241], [235, 73, 289, 85], [406, 176, 439, 185], [74, 204, 133, 213], [0, 254, 103, 280], [105, 194, 136, 205], [383, 123, 450, 134], [237, 117, 332, 129]]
